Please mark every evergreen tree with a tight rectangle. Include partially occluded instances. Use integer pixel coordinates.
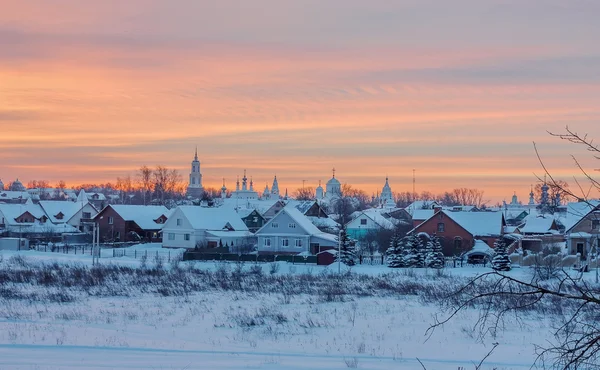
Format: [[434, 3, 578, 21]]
[[491, 238, 511, 271], [386, 233, 405, 268], [414, 234, 428, 268], [427, 235, 445, 269], [403, 234, 419, 267], [336, 226, 356, 266]]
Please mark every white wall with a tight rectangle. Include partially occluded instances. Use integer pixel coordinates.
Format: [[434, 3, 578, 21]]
[[161, 208, 197, 248]]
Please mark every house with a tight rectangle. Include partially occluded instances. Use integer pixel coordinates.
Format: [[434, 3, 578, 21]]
[[293, 200, 339, 232], [262, 200, 287, 220], [0, 202, 79, 239], [161, 206, 252, 250], [39, 192, 98, 233], [563, 201, 600, 259], [0, 190, 32, 204], [405, 200, 440, 216], [237, 209, 267, 233], [411, 209, 436, 228], [345, 209, 396, 239], [411, 210, 506, 256], [93, 205, 169, 243], [255, 205, 338, 255]]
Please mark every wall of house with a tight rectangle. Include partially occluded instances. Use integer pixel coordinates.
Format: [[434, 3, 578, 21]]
[[413, 213, 476, 256], [68, 203, 99, 232], [346, 215, 380, 239], [257, 235, 310, 254], [95, 207, 126, 242], [161, 209, 197, 248]]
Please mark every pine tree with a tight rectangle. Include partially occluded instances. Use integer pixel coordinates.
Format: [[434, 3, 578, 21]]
[[427, 235, 445, 269], [386, 233, 405, 268], [403, 234, 419, 267], [491, 238, 511, 271], [414, 234, 427, 268], [336, 226, 356, 266]]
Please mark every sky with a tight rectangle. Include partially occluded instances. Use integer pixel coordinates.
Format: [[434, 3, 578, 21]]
[[1, 0, 599, 203]]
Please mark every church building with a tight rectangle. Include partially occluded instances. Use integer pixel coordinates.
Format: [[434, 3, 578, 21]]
[[186, 147, 204, 198]]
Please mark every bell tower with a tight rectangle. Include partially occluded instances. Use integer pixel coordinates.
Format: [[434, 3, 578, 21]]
[[186, 146, 204, 198]]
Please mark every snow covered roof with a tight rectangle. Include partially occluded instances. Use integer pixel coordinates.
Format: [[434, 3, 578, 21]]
[[519, 215, 558, 234], [355, 209, 396, 230], [0, 191, 31, 200], [221, 197, 281, 215], [442, 211, 504, 237], [312, 232, 339, 244], [11, 223, 80, 234], [292, 200, 317, 215], [257, 204, 324, 236], [177, 206, 248, 231], [106, 205, 169, 230], [0, 203, 45, 225], [39, 201, 85, 224], [563, 200, 600, 232], [307, 216, 339, 230], [405, 200, 439, 215], [465, 240, 495, 257], [205, 230, 253, 238], [412, 209, 435, 221]]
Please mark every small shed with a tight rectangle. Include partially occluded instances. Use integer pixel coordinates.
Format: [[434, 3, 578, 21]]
[[317, 249, 337, 265]]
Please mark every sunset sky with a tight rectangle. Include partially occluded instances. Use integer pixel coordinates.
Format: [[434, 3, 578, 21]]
[[1, 0, 599, 203]]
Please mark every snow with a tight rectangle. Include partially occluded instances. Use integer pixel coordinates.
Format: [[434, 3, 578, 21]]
[[411, 209, 435, 221], [279, 204, 326, 235], [39, 200, 84, 224], [442, 210, 504, 237], [519, 215, 557, 234], [465, 240, 495, 258], [564, 200, 600, 231], [105, 205, 169, 230], [0, 251, 570, 369], [177, 206, 248, 231], [0, 203, 45, 224]]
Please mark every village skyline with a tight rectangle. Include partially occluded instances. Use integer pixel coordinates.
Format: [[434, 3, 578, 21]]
[[2, 1, 599, 203]]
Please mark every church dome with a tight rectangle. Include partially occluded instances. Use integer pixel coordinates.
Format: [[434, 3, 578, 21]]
[[326, 177, 340, 186], [10, 178, 25, 191]]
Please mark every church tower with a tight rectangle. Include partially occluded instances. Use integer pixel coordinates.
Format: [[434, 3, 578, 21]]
[[316, 180, 324, 200], [271, 176, 280, 198], [186, 147, 204, 198], [380, 176, 394, 208], [528, 185, 535, 205]]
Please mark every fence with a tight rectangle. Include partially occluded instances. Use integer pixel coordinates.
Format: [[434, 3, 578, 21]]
[[183, 252, 317, 264], [32, 244, 96, 255], [358, 255, 385, 265], [111, 248, 182, 262]]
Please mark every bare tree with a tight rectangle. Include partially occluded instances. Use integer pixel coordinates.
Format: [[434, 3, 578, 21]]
[[430, 127, 600, 369], [293, 186, 315, 200], [137, 165, 153, 205]]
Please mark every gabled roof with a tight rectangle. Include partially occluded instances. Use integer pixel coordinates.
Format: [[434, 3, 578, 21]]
[[0, 203, 45, 225], [177, 206, 248, 231], [405, 200, 439, 215], [350, 209, 396, 230], [520, 215, 559, 234], [564, 201, 600, 233], [101, 205, 169, 230], [257, 204, 323, 236], [441, 211, 505, 237], [412, 209, 435, 221], [0, 191, 31, 200], [39, 201, 87, 224], [412, 210, 504, 237]]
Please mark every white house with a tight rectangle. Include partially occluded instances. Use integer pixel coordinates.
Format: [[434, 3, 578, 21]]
[[162, 206, 252, 249], [345, 208, 396, 240], [39, 192, 99, 233], [255, 205, 338, 255], [0, 202, 79, 237]]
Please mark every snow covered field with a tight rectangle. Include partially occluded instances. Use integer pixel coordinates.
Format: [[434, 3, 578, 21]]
[[0, 249, 585, 369]]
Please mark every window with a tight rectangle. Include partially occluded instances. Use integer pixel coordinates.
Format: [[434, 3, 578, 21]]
[[271, 222, 279, 228], [115, 232, 121, 240], [282, 238, 289, 247], [437, 222, 445, 232], [168, 233, 175, 240], [264, 238, 271, 247], [108, 216, 114, 225], [289, 223, 296, 228], [360, 218, 367, 225], [176, 218, 182, 226], [184, 234, 190, 241], [295, 239, 303, 247], [592, 220, 600, 230], [82, 212, 91, 219]]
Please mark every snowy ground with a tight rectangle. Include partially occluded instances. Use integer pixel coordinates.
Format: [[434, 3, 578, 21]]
[[0, 248, 589, 369]]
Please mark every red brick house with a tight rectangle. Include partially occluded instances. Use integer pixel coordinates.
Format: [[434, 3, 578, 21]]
[[93, 205, 169, 243], [411, 210, 506, 256]]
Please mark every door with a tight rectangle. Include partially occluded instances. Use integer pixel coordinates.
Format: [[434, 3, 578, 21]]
[[576, 242, 585, 259]]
